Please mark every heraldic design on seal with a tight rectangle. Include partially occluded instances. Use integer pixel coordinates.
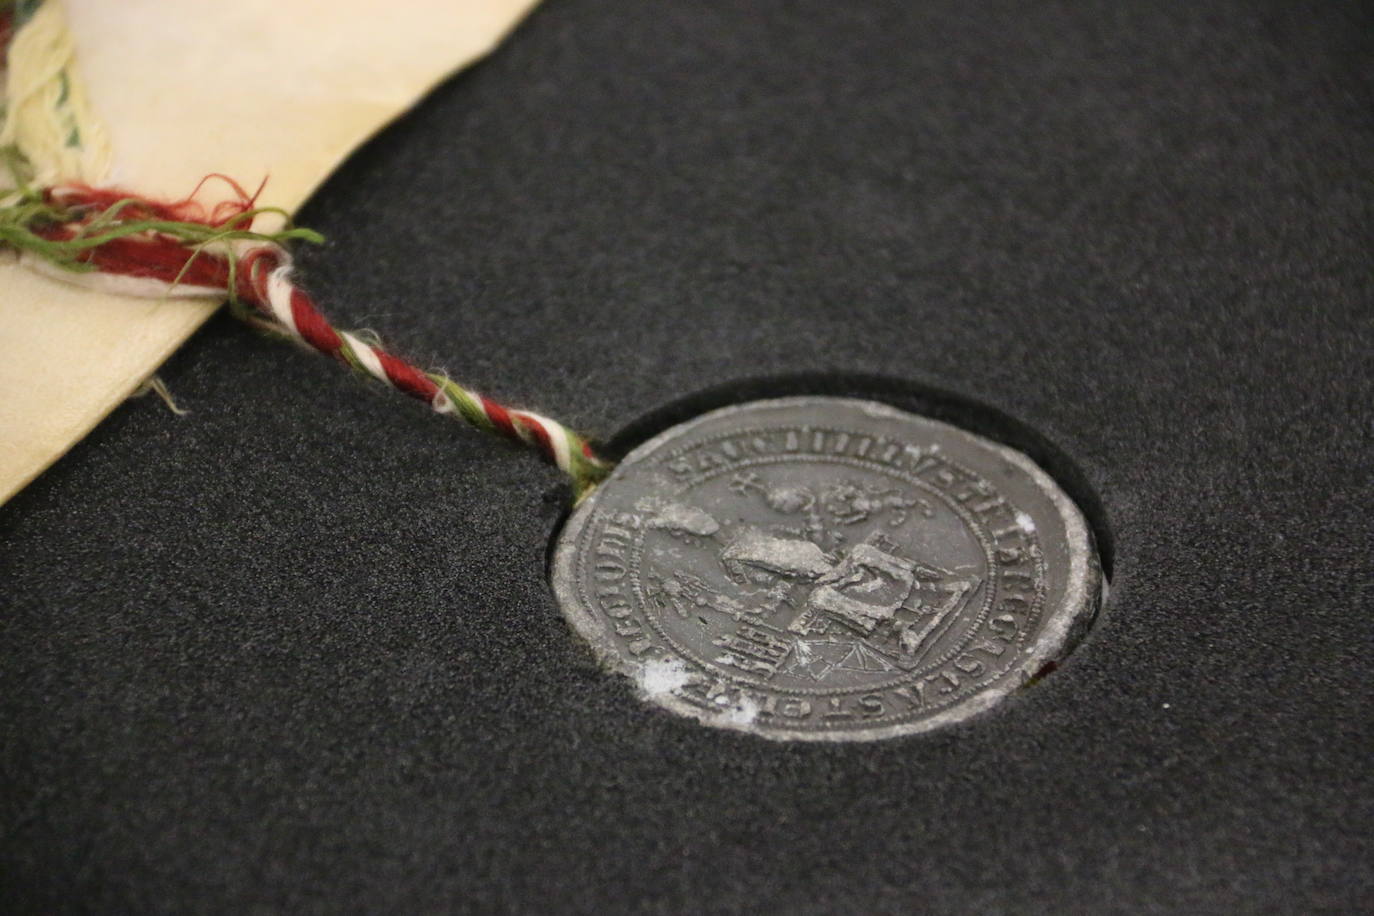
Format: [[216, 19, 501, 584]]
[[552, 397, 1101, 741]]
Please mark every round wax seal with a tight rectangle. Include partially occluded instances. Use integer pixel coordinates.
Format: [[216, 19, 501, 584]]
[[552, 397, 1101, 741]]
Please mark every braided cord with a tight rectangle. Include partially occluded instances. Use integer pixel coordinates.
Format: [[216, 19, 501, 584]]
[[233, 247, 609, 498], [1, 3, 611, 499]]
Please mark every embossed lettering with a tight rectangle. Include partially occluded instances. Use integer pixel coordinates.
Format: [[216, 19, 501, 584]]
[[858, 694, 884, 718], [953, 655, 985, 677], [989, 613, 1019, 639], [892, 684, 925, 709], [557, 401, 1097, 740]]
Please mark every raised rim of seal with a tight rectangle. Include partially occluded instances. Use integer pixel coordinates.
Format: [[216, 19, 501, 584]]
[[552, 396, 1101, 741]]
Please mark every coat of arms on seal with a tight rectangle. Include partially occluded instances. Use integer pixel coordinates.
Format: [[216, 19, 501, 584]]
[[552, 397, 1100, 741]]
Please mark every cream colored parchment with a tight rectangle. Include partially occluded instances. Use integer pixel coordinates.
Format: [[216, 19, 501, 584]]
[[0, 0, 540, 505]]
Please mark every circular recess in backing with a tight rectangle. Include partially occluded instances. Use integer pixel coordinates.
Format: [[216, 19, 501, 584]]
[[551, 397, 1100, 741]]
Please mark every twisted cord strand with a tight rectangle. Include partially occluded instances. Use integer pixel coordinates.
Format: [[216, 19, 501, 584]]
[[10, 183, 611, 500], [1, 4, 610, 498], [234, 246, 610, 497]]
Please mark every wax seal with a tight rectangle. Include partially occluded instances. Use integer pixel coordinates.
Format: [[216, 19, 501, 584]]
[[552, 397, 1101, 741]]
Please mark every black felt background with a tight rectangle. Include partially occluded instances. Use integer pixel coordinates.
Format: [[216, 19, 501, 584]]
[[2, 0, 1371, 912]]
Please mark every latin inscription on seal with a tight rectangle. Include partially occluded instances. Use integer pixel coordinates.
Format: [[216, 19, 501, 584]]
[[553, 398, 1100, 741]]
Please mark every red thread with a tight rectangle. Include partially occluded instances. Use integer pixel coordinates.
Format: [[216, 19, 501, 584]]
[[482, 397, 518, 440], [0, 12, 14, 57], [16, 173, 602, 478], [289, 288, 343, 357], [47, 174, 264, 228], [236, 247, 278, 310], [35, 224, 232, 288], [375, 350, 439, 400], [514, 411, 556, 460]]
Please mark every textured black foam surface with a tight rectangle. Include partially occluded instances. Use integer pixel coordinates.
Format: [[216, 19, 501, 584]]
[[2, 1, 1371, 912]]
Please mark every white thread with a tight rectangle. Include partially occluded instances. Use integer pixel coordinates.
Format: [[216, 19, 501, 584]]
[[506, 412, 537, 445], [431, 389, 455, 415], [264, 267, 299, 335], [20, 252, 224, 299], [340, 331, 391, 387], [517, 410, 573, 472], [0, 2, 111, 187]]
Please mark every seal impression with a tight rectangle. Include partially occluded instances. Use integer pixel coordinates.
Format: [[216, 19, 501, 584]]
[[552, 397, 1100, 741]]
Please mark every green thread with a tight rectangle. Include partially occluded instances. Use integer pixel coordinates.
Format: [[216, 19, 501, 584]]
[[0, 148, 322, 274], [428, 374, 609, 500], [0, 140, 613, 496], [433, 376, 493, 431], [568, 448, 610, 502], [11, 0, 41, 26]]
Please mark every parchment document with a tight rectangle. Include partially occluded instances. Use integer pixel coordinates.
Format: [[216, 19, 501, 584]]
[[0, 0, 540, 504]]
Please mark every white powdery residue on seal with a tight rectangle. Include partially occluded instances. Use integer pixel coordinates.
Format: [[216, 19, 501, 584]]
[[553, 396, 1105, 742], [636, 657, 692, 698], [717, 694, 761, 728]]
